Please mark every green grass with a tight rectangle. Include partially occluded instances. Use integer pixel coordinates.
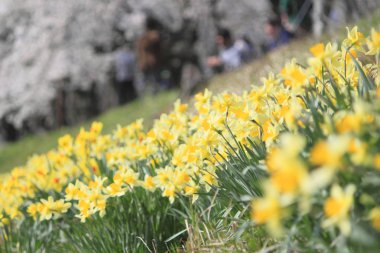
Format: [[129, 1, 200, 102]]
[[0, 90, 179, 173]]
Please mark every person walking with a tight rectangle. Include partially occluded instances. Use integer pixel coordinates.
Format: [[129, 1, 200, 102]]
[[136, 18, 162, 94], [114, 45, 137, 104]]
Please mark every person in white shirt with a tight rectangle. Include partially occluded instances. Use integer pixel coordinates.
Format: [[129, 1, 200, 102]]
[[207, 29, 242, 72]]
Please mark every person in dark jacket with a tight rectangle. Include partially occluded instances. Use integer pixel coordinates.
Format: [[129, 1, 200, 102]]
[[264, 18, 292, 52], [137, 18, 162, 93]]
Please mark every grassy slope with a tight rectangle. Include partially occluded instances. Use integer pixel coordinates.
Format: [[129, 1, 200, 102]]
[[0, 91, 178, 173], [206, 9, 380, 93], [0, 9, 379, 173]]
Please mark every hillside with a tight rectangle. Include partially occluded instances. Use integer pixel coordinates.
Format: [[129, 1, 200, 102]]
[[0, 10, 379, 173], [205, 9, 380, 93]]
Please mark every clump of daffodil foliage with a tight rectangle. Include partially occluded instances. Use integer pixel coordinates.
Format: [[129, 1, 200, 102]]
[[1, 27, 380, 252]]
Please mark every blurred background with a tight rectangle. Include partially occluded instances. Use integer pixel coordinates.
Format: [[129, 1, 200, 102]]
[[0, 0, 380, 145]]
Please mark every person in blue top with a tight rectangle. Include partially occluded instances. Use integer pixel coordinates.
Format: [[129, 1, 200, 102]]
[[264, 18, 292, 52]]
